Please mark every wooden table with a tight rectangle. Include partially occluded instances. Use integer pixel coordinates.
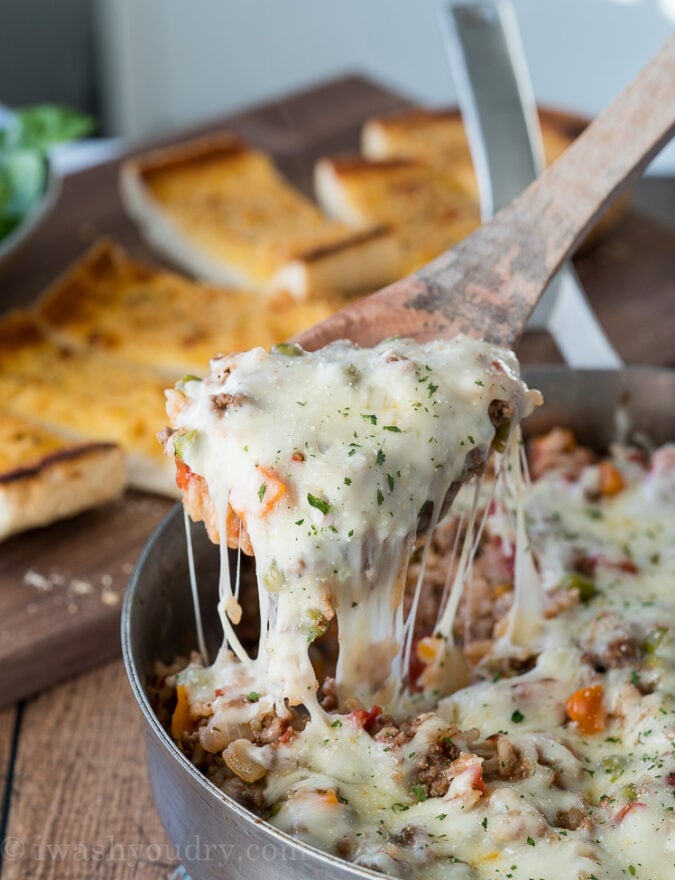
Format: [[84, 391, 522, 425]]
[[1, 75, 674, 880]]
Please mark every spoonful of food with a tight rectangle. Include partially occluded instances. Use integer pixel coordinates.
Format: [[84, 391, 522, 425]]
[[295, 33, 675, 352]]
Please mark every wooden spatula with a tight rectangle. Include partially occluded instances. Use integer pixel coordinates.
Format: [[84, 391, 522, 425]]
[[295, 33, 675, 352]]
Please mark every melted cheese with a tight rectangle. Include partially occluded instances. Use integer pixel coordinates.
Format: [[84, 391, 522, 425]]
[[167, 340, 675, 880], [169, 335, 536, 718]]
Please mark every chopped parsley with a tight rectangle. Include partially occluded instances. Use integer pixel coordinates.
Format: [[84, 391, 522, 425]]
[[392, 803, 410, 812], [307, 493, 334, 515], [511, 709, 525, 723]]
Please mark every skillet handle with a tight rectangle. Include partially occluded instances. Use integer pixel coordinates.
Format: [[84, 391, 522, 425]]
[[295, 33, 675, 352], [441, 0, 623, 369]]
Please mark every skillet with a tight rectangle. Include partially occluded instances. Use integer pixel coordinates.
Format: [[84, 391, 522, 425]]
[[123, 10, 675, 877]]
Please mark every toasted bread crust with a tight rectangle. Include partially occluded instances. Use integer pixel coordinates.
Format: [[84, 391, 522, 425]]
[[296, 225, 392, 264], [0, 412, 127, 541], [321, 154, 419, 176], [362, 105, 587, 156], [0, 440, 120, 485], [130, 133, 250, 183], [361, 104, 624, 250], [34, 239, 343, 369], [1, 239, 360, 519], [318, 104, 620, 270], [0, 309, 49, 364], [0, 302, 177, 496], [121, 133, 399, 296], [315, 153, 479, 275]]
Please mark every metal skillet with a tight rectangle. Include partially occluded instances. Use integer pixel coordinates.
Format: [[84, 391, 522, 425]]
[[122, 28, 675, 880], [122, 367, 675, 880], [439, 4, 674, 448]]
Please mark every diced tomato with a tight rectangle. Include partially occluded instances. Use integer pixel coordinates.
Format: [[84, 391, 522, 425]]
[[579, 552, 639, 576], [459, 759, 487, 794], [489, 535, 515, 578], [626, 449, 647, 465], [613, 801, 647, 825], [599, 555, 639, 574], [348, 705, 383, 731], [408, 646, 425, 692], [448, 753, 487, 796], [175, 458, 193, 491]]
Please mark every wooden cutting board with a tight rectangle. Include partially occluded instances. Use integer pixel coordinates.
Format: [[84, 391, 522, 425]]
[[1, 75, 674, 708]]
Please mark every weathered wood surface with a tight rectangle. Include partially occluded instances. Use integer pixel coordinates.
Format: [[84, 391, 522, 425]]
[[0, 705, 18, 827], [0, 73, 674, 880], [0, 493, 173, 708], [1, 660, 177, 879]]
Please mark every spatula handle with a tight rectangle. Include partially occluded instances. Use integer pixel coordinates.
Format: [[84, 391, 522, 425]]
[[296, 33, 675, 352]]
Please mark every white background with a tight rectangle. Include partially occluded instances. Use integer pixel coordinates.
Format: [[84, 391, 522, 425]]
[[95, 0, 674, 169]]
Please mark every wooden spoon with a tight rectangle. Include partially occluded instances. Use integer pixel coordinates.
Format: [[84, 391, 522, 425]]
[[295, 33, 675, 352]]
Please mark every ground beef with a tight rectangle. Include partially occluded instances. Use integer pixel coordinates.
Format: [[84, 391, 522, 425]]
[[319, 676, 338, 711], [544, 587, 580, 619], [555, 807, 593, 832], [251, 712, 293, 745], [527, 427, 597, 481], [372, 715, 425, 746], [408, 726, 486, 798], [581, 616, 641, 671], [335, 836, 356, 859], [481, 734, 533, 782], [413, 731, 463, 797], [222, 774, 267, 811], [407, 524, 515, 650], [488, 398, 514, 426], [581, 636, 640, 672], [211, 392, 249, 413]]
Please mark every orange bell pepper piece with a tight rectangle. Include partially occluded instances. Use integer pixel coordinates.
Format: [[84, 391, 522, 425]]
[[566, 683, 606, 734], [171, 684, 194, 740], [599, 461, 625, 496], [255, 466, 288, 516]]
